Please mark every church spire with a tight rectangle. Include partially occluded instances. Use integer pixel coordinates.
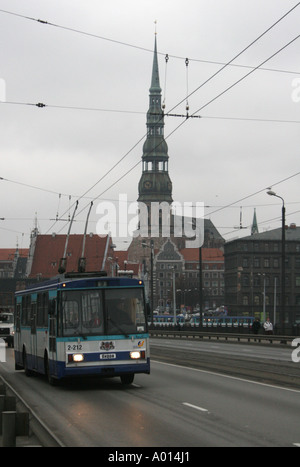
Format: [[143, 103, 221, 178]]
[[251, 208, 259, 235], [150, 35, 161, 95], [138, 35, 173, 206]]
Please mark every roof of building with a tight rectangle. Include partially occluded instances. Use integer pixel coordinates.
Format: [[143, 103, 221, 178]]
[[114, 250, 141, 276], [28, 234, 112, 279], [228, 225, 300, 243], [181, 247, 224, 262], [0, 249, 28, 262]]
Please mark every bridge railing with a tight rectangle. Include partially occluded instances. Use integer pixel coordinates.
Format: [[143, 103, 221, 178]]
[[149, 328, 296, 345]]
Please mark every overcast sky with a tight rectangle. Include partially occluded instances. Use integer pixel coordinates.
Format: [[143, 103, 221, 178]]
[[0, 0, 300, 250]]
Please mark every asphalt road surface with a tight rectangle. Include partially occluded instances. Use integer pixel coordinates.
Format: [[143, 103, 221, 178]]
[[0, 339, 300, 447]]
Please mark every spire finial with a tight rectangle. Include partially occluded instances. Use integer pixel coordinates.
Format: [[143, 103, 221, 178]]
[[154, 20, 157, 35]]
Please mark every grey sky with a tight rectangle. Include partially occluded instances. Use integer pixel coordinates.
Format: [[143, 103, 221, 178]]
[[0, 0, 299, 249]]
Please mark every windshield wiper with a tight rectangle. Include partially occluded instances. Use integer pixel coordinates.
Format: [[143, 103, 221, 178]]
[[74, 329, 87, 340], [107, 316, 130, 338]]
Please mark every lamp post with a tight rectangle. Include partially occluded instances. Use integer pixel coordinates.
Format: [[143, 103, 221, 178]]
[[199, 246, 203, 329], [142, 239, 154, 325], [267, 190, 286, 333], [258, 273, 266, 323]]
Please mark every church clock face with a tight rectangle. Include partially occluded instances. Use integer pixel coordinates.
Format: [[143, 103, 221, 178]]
[[144, 181, 152, 189]]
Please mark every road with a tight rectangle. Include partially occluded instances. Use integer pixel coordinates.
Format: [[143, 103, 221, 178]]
[[0, 339, 300, 447]]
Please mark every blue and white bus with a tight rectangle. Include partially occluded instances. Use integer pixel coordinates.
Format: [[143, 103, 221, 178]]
[[14, 272, 150, 385]]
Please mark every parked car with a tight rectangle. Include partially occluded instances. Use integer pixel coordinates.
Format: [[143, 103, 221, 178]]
[[0, 312, 14, 347]]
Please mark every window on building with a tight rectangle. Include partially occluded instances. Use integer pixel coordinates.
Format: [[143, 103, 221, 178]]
[[254, 295, 260, 306], [242, 275, 249, 287], [243, 296, 249, 306], [254, 258, 260, 268]]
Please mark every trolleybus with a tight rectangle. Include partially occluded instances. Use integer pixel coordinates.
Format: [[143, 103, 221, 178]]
[[14, 272, 150, 385]]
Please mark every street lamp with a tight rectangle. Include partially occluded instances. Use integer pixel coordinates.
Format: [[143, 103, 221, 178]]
[[199, 246, 203, 328], [142, 240, 154, 325], [267, 190, 286, 333], [258, 273, 266, 322]]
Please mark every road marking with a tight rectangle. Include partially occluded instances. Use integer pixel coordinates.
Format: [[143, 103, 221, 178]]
[[152, 360, 300, 394], [183, 402, 209, 413], [293, 443, 300, 447]]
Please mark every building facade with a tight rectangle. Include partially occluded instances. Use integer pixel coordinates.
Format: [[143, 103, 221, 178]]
[[224, 224, 300, 326], [153, 240, 224, 311]]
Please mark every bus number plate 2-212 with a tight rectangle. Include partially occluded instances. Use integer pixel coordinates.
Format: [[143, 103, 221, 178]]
[[100, 353, 116, 360]]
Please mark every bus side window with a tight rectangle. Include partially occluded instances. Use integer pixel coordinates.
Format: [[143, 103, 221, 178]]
[[16, 304, 21, 333], [48, 299, 56, 316]]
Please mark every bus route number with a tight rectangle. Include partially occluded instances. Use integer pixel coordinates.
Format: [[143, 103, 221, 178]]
[[67, 344, 83, 351]]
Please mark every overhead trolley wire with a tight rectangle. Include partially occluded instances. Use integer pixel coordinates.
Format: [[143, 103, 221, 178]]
[[0, 7, 300, 76], [2, 101, 300, 125], [205, 170, 300, 219], [39, 4, 300, 234], [79, 31, 300, 218], [54, 30, 300, 235], [2, 4, 300, 236], [165, 1, 300, 118]]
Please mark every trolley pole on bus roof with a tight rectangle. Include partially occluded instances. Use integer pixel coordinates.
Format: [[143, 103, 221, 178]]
[[142, 239, 154, 325]]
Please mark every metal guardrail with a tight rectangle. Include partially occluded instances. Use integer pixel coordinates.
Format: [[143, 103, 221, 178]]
[[0, 376, 64, 447], [149, 328, 295, 345]]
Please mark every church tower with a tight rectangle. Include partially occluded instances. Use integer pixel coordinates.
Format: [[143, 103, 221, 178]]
[[138, 35, 173, 207]]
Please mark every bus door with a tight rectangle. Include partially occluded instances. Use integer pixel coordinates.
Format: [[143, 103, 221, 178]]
[[15, 299, 22, 353], [30, 302, 38, 369], [48, 297, 57, 374]]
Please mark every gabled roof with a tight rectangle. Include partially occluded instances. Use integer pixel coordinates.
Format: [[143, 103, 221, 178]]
[[114, 250, 140, 277], [180, 248, 224, 262], [28, 234, 112, 279], [0, 249, 29, 262]]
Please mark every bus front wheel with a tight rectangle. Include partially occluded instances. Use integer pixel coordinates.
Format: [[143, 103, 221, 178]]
[[120, 373, 134, 385], [23, 348, 33, 377]]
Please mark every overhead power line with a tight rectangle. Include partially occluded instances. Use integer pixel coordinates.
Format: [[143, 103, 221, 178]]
[[0, 7, 300, 76], [2, 4, 300, 237], [4, 100, 300, 127], [41, 11, 300, 234]]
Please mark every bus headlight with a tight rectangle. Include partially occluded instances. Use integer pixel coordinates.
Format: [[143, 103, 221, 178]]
[[130, 351, 141, 359], [130, 351, 145, 360], [73, 354, 84, 362]]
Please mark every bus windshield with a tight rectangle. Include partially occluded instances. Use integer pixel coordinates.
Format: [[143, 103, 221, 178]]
[[106, 288, 146, 335], [60, 288, 146, 337]]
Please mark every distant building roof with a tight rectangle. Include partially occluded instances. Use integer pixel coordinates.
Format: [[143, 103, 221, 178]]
[[0, 249, 28, 261], [28, 233, 113, 279], [114, 250, 141, 277], [181, 247, 224, 262], [228, 224, 300, 243]]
